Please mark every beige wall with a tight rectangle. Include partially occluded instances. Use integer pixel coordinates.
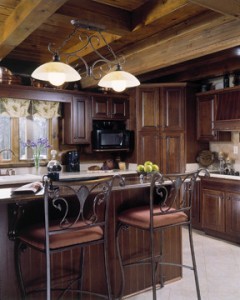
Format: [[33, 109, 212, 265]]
[[210, 132, 240, 169]]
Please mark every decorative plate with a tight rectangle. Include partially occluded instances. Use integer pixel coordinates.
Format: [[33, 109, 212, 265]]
[[196, 150, 214, 167]]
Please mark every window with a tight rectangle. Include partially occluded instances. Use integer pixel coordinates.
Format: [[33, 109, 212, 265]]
[[19, 116, 49, 160], [0, 116, 50, 162], [0, 98, 60, 164], [0, 116, 11, 159]]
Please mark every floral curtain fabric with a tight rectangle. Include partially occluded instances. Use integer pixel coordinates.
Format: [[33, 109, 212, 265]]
[[0, 98, 30, 117], [32, 100, 61, 119], [0, 98, 61, 118]]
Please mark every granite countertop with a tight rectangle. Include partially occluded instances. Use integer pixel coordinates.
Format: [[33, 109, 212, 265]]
[[0, 172, 146, 204], [0, 169, 138, 186], [1, 169, 240, 204], [208, 173, 240, 180], [1, 168, 240, 187]]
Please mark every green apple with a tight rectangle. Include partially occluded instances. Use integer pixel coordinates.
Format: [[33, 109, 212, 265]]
[[144, 164, 153, 173], [137, 164, 145, 172], [152, 164, 159, 171], [144, 161, 153, 166]]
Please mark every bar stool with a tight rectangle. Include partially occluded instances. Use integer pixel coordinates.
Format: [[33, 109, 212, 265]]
[[116, 169, 209, 300], [14, 175, 123, 300]]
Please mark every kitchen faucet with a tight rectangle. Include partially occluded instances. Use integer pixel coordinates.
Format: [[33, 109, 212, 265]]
[[0, 148, 16, 157], [0, 148, 16, 175]]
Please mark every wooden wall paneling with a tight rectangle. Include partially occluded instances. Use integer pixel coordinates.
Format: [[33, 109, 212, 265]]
[[0, 204, 20, 299]]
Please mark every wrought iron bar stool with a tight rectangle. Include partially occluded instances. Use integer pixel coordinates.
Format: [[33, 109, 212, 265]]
[[14, 175, 123, 300], [116, 169, 209, 300]]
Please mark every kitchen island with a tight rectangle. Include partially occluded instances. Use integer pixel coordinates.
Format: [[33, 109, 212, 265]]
[[0, 174, 182, 299]]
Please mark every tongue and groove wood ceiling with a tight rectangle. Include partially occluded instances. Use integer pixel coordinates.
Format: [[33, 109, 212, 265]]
[[1, 0, 240, 88]]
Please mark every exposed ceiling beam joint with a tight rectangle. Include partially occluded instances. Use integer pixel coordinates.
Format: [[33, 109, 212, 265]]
[[0, 0, 69, 60], [132, 0, 189, 31], [189, 0, 240, 19]]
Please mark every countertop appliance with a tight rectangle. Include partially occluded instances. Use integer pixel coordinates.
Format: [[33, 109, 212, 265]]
[[64, 151, 80, 172]]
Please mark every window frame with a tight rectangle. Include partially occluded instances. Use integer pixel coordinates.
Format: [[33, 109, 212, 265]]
[[0, 117, 56, 168]]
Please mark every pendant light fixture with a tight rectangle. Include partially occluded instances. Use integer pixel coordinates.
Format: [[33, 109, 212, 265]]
[[31, 20, 140, 92], [32, 53, 81, 87], [98, 64, 140, 92]]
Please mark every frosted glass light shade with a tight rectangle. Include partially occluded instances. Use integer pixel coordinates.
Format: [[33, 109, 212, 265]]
[[48, 72, 66, 86], [98, 70, 140, 92], [32, 61, 81, 86]]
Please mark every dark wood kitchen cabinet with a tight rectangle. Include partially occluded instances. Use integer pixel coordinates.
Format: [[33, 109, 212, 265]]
[[63, 95, 91, 144], [202, 188, 225, 233], [92, 95, 129, 120], [201, 177, 240, 243], [197, 94, 216, 141], [136, 83, 198, 173], [137, 86, 184, 132], [196, 93, 231, 141], [138, 131, 184, 174]]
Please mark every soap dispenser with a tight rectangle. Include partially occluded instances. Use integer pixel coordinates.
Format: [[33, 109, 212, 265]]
[[47, 150, 62, 180]]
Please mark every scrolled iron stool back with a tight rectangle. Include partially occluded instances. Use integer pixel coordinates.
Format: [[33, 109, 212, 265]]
[[14, 174, 124, 300], [116, 168, 209, 300]]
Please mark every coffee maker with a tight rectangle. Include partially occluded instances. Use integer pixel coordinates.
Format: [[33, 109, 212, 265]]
[[64, 151, 80, 172]]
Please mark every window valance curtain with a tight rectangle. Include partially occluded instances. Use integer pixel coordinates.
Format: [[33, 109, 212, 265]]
[[0, 98, 61, 118], [0, 98, 30, 117], [32, 100, 61, 119]]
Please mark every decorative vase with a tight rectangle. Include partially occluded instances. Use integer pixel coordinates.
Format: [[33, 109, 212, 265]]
[[33, 155, 40, 174]]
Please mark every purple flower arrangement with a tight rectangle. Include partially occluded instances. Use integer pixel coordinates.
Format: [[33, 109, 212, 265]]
[[22, 138, 51, 165]]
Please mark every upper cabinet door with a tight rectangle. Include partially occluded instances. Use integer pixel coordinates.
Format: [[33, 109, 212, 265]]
[[92, 96, 111, 119], [111, 97, 129, 119], [63, 95, 91, 144], [197, 94, 216, 141], [137, 87, 160, 131], [160, 86, 185, 131], [92, 95, 129, 120]]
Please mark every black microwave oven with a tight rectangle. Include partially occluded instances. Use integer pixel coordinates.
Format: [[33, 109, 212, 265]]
[[92, 129, 134, 151]]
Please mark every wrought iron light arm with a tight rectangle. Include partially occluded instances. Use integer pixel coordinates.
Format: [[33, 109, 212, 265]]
[[31, 19, 140, 91]]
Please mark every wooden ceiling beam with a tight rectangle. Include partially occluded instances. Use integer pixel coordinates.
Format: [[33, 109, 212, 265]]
[[80, 15, 240, 88], [189, 0, 240, 19], [57, 0, 131, 36], [122, 18, 240, 75], [132, 0, 189, 30], [65, 1, 204, 68], [0, 0, 69, 60]]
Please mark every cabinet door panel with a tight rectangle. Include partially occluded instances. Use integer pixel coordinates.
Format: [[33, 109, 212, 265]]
[[64, 96, 90, 144], [74, 97, 90, 143], [161, 87, 184, 131], [137, 88, 160, 131], [202, 189, 225, 233], [197, 95, 216, 141], [111, 98, 129, 119], [161, 132, 184, 173], [137, 131, 160, 166], [92, 96, 110, 119], [226, 192, 240, 236]]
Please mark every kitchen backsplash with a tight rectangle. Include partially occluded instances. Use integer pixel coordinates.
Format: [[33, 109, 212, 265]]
[[210, 132, 240, 170]]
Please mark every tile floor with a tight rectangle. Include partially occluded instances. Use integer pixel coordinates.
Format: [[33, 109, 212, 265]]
[[126, 228, 240, 300]]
